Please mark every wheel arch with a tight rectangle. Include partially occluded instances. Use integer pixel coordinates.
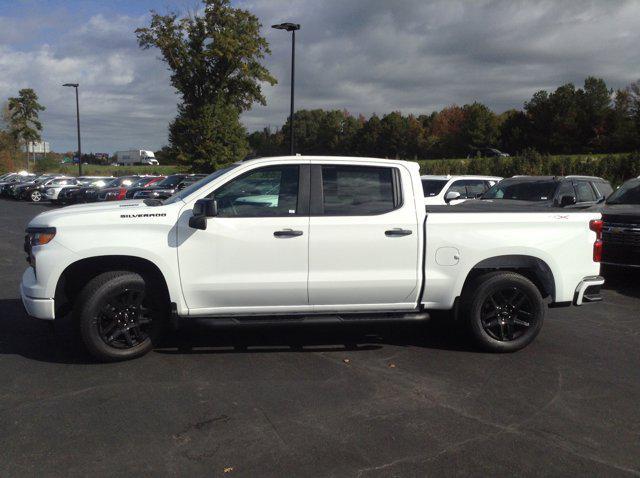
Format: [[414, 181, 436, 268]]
[[462, 254, 556, 301], [54, 255, 172, 316]]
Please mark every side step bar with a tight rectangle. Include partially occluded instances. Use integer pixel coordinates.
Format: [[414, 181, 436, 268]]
[[175, 311, 430, 327]]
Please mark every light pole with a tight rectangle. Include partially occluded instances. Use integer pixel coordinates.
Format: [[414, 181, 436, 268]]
[[272, 22, 300, 156], [63, 83, 82, 176]]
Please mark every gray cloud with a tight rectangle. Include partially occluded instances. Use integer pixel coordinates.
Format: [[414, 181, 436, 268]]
[[0, 0, 639, 152]]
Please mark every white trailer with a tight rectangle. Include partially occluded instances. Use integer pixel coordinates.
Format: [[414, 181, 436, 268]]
[[114, 150, 158, 166]]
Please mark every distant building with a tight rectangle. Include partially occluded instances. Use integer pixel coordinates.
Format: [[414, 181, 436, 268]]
[[27, 141, 50, 154]]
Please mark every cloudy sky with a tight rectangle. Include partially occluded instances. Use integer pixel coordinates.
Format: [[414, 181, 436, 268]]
[[1, 0, 639, 153]]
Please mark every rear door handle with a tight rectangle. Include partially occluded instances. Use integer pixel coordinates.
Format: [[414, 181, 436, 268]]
[[274, 229, 304, 238], [385, 228, 413, 237]]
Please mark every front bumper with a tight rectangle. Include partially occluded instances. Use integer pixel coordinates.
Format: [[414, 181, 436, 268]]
[[21, 283, 55, 320], [573, 275, 605, 306], [20, 268, 55, 320]]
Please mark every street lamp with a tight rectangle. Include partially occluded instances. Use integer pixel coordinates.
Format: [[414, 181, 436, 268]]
[[272, 22, 300, 156], [62, 83, 82, 176]]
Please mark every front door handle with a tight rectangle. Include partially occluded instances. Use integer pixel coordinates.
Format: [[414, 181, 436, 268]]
[[385, 228, 413, 237], [274, 229, 304, 238]]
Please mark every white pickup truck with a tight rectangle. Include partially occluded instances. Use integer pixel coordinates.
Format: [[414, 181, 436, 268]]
[[21, 156, 605, 361]]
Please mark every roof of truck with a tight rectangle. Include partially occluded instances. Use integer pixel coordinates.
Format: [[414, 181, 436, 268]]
[[421, 174, 502, 181], [242, 155, 420, 166], [510, 175, 608, 182]]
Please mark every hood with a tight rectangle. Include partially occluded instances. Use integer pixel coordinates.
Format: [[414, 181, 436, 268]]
[[601, 204, 640, 224], [28, 200, 177, 227]]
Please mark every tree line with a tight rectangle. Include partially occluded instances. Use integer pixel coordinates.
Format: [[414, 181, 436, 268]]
[[2, 0, 639, 177], [248, 77, 640, 160], [137, 1, 640, 169]]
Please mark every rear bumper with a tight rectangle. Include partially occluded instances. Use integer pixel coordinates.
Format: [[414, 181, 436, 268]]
[[573, 275, 605, 306]]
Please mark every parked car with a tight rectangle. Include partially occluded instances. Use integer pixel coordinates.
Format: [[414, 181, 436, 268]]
[[600, 177, 640, 268], [88, 176, 140, 202], [133, 174, 206, 200], [467, 148, 510, 158], [124, 176, 166, 199], [96, 176, 156, 201], [20, 177, 77, 202], [5, 174, 57, 199], [44, 178, 85, 203], [57, 177, 114, 205], [96, 176, 163, 201], [0, 172, 36, 191], [480, 175, 613, 208], [21, 156, 603, 361], [421, 175, 501, 205]]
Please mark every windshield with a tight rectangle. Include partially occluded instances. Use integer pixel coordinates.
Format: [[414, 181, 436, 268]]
[[421, 179, 449, 197], [607, 179, 640, 205], [163, 166, 239, 205], [482, 180, 558, 201], [155, 175, 185, 188], [131, 177, 156, 188]]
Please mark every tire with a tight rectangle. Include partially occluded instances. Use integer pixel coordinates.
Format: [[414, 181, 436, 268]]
[[30, 190, 42, 202], [461, 271, 545, 353], [74, 271, 167, 362]]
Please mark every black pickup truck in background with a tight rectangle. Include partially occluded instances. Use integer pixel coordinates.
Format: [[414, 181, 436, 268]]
[[601, 177, 640, 268]]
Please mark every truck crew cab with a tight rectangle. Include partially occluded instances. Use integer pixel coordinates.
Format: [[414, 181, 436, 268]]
[[21, 156, 604, 361]]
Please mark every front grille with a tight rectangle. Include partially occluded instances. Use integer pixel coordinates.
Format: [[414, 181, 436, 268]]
[[602, 221, 640, 265], [602, 222, 640, 246]]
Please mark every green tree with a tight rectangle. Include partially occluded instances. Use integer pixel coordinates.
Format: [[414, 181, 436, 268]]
[[461, 102, 499, 152], [136, 0, 276, 171], [7, 88, 45, 171], [577, 77, 612, 151]]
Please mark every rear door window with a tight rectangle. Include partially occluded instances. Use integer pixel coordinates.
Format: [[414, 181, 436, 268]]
[[320, 165, 397, 215], [592, 181, 613, 199], [574, 181, 597, 203]]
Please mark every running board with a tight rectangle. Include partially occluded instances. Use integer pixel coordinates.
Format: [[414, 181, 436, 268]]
[[178, 311, 430, 327]]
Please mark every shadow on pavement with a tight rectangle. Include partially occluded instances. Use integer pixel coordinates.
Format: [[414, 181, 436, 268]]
[[154, 316, 472, 356], [602, 266, 640, 300], [0, 297, 473, 364]]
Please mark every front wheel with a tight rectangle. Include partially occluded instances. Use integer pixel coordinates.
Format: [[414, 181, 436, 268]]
[[75, 271, 167, 362], [30, 190, 43, 202], [461, 271, 545, 352]]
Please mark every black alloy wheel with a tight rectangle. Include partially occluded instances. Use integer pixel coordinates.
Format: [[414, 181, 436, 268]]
[[463, 271, 545, 352], [76, 271, 167, 361], [97, 287, 153, 349], [480, 286, 535, 341]]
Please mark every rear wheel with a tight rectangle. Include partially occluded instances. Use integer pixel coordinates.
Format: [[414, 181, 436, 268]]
[[75, 271, 167, 362], [461, 271, 545, 352]]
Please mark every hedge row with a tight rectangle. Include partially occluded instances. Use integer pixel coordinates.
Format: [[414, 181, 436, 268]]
[[416, 151, 640, 186]]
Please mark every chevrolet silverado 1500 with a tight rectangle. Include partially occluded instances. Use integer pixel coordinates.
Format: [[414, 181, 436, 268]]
[[21, 156, 605, 361]]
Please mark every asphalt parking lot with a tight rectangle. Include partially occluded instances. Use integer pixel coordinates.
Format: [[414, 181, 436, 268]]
[[1, 199, 639, 477]]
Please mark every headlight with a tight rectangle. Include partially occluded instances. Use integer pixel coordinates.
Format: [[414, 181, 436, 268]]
[[26, 227, 56, 246], [24, 227, 56, 270]]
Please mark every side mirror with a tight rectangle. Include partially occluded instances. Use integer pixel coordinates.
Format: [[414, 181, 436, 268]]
[[444, 191, 461, 203], [188, 198, 217, 230], [559, 194, 577, 207]]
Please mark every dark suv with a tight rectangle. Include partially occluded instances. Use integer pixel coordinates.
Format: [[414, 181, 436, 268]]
[[601, 177, 640, 268], [481, 175, 613, 208]]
